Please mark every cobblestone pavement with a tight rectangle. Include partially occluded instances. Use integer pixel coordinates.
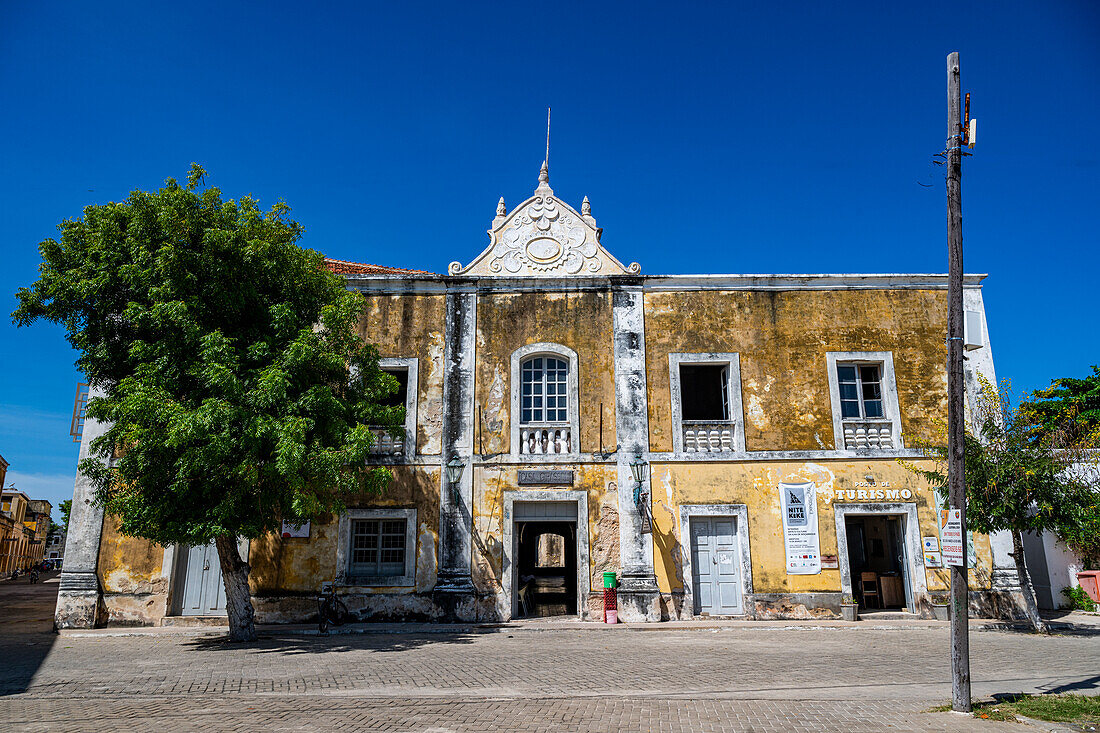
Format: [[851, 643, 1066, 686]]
[[2, 579, 1096, 731]]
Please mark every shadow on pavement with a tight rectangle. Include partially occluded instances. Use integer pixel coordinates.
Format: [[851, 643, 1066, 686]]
[[0, 572, 61, 696], [182, 628, 484, 655]]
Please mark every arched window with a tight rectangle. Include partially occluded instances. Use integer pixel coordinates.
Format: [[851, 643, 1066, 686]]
[[510, 343, 579, 456], [521, 356, 569, 424]]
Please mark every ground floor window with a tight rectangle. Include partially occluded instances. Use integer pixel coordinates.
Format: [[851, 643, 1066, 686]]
[[350, 518, 407, 577], [336, 507, 417, 587]]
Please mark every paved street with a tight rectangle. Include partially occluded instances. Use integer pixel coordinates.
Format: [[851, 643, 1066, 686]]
[[2, 578, 1097, 731]]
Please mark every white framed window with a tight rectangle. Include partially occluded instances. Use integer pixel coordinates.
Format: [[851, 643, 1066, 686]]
[[336, 507, 417, 587], [521, 356, 569, 423], [669, 353, 745, 454], [510, 343, 579, 456], [837, 363, 884, 419], [372, 357, 418, 457], [826, 352, 903, 451]]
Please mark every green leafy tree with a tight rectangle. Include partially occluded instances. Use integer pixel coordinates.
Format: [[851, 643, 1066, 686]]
[[904, 377, 1098, 633], [58, 499, 72, 529], [13, 165, 402, 641], [1021, 366, 1100, 447]]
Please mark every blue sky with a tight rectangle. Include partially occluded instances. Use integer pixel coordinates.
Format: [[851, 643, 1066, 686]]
[[1, 2, 1097, 520]]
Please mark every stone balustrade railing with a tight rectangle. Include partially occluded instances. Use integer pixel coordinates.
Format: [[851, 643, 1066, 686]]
[[519, 426, 572, 455], [368, 427, 405, 455], [842, 420, 895, 450], [683, 421, 735, 453]]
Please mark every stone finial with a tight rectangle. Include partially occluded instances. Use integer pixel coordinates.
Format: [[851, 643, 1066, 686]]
[[535, 160, 553, 195], [581, 195, 597, 230], [491, 196, 508, 229]]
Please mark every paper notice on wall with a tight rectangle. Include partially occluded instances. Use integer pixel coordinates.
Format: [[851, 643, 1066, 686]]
[[780, 481, 821, 575], [281, 520, 310, 539], [940, 509, 965, 566]]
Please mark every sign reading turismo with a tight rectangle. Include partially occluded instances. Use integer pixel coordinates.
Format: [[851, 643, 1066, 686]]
[[779, 481, 821, 575]]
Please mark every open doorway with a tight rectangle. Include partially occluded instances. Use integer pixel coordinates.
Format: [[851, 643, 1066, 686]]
[[843, 514, 911, 611], [514, 520, 577, 617]]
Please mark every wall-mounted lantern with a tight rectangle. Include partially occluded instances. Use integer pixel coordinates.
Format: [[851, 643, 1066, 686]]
[[629, 454, 649, 485], [629, 454, 652, 534], [445, 454, 466, 505]]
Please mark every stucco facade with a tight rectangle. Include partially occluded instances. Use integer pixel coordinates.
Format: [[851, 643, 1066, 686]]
[[56, 163, 1027, 627]]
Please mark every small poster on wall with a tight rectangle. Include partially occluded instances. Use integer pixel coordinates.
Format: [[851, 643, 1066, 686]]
[[924, 551, 943, 568], [779, 481, 821, 575], [281, 520, 311, 539]]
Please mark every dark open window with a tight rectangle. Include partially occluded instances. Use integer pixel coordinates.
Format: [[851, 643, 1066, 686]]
[[679, 364, 730, 421], [380, 369, 409, 408]]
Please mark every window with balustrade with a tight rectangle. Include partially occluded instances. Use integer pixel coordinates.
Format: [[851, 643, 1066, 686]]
[[511, 344, 578, 456], [669, 353, 745, 454], [826, 352, 903, 451], [368, 358, 418, 457]]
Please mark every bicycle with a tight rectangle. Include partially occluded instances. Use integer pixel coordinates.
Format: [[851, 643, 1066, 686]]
[[317, 580, 352, 634]]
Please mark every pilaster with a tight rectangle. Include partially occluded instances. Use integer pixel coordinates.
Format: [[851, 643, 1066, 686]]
[[611, 282, 661, 621], [434, 286, 478, 619], [55, 387, 108, 629]]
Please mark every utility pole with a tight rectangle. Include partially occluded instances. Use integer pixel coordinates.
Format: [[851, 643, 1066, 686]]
[[946, 50, 971, 713]]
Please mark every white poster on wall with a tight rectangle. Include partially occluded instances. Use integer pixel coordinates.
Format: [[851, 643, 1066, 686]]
[[779, 481, 821, 575], [281, 520, 311, 539]]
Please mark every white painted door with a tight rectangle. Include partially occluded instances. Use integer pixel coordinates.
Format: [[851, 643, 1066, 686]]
[[181, 543, 227, 616], [691, 516, 742, 615]]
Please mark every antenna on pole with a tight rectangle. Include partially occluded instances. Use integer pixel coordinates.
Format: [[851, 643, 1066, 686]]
[[545, 107, 551, 168]]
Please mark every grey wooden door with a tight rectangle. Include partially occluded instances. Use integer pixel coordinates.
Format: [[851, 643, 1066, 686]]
[[181, 543, 227, 616], [691, 516, 742, 615]]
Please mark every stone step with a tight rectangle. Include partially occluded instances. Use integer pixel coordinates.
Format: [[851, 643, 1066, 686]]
[[159, 616, 229, 627], [857, 610, 923, 621]]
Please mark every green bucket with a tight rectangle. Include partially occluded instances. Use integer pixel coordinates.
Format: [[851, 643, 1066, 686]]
[[603, 571, 617, 589]]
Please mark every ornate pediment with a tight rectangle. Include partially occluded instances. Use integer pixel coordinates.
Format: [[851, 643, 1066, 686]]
[[448, 163, 640, 277]]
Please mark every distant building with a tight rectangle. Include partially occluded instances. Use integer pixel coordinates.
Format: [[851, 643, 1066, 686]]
[[2, 489, 51, 573], [46, 528, 66, 566]]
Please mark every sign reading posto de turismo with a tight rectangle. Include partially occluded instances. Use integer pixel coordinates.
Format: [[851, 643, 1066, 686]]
[[832, 481, 915, 502]]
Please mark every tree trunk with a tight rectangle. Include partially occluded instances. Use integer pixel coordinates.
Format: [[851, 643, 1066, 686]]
[[214, 535, 256, 642], [1010, 528, 1048, 634]]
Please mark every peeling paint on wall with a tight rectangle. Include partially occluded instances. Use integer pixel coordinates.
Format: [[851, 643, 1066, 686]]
[[644, 290, 950, 452]]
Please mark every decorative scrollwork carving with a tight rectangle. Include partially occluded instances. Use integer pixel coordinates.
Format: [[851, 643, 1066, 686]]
[[448, 164, 641, 277]]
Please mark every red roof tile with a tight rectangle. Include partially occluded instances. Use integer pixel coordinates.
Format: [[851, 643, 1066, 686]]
[[323, 258, 435, 276]]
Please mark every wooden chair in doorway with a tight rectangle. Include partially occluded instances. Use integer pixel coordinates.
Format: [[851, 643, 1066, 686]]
[[859, 571, 882, 609]]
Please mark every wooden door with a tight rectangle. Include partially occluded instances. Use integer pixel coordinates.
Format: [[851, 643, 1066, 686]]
[[180, 543, 227, 616], [691, 517, 742, 615]]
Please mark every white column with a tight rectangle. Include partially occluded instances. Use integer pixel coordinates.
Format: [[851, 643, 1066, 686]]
[[435, 287, 477, 618], [56, 387, 109, 628], [612, 282, 661, 621]]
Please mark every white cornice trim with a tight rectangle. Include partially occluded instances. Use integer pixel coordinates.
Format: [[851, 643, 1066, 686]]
[[344, 272, 988, 294]]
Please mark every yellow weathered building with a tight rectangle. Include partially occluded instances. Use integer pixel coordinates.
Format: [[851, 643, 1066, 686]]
[[56, 164, 1026, 627]]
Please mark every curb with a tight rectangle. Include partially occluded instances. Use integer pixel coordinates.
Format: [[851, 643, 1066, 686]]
[[1014, 714, 1082, 733], [59, 620, 966, 638]]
